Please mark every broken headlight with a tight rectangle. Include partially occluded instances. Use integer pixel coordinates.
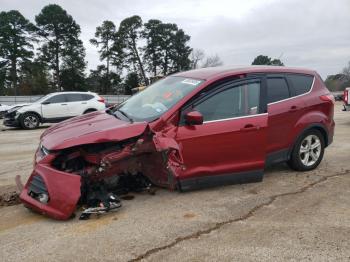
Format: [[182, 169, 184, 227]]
[[7, 105, 23, 113], [35, 142, 51, 164], [39, 143, 50, 157]]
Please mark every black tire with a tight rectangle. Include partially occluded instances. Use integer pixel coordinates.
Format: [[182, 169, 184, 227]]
[[20, 112, 40, 129], [287, 129, 325, 171], [83, 109, 96, 114]]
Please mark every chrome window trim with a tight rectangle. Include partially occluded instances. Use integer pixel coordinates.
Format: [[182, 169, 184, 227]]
[[268, 76, 315, 106], [203, 113, 268, 124]]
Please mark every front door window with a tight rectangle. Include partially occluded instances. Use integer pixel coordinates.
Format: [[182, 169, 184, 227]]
[[193, 81, 261, 122]]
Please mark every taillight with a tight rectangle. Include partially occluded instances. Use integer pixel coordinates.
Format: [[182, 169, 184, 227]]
[[344, 90, 348, 104], [98, 96, 105, 104], [320, 94, 335, 104]]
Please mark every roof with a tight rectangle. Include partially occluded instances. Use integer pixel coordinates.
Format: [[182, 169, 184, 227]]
[[173, 65, 317, 81], [49, 91, 96, 95]]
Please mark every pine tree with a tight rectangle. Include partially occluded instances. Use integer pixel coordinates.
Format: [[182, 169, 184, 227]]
[[36, 4, 86, 91], [0, 10, 37, 95], [118, 15, 148, 85], [90, 20, 117, 93]]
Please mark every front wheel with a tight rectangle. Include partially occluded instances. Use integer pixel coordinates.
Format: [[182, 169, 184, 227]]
[[288, 130, 325, 171], [20, 113, 40, 129]]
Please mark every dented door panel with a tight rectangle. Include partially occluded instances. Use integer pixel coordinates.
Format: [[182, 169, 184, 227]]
[[176, 114, 268, 180]]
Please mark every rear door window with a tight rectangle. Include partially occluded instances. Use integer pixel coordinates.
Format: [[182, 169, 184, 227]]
[[66, 93, 84, 102], [267, 77, 290, 103], [287, 74, 314, 96]]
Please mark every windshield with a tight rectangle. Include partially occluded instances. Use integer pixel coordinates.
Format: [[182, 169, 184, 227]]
[[115, 76, 203, 122]]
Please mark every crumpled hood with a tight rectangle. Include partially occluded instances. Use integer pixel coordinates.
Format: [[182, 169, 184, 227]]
[[11, 103, 31, 107], [6, 103, 31, 112], [41, 111, 148, 150]]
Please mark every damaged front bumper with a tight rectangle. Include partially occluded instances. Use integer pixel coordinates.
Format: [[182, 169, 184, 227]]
[[3, 111, 20, 127], [20, 163, 81, 220]]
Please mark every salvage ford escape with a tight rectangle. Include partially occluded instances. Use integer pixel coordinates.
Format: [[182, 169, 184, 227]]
[[18, 66, 335, 220]]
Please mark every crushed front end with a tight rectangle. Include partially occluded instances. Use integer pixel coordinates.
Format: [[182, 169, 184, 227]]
[[20, 149, 81, 219], [19, 127, 182, 220]]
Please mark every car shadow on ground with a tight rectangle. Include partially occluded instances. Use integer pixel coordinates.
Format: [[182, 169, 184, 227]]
[[1, 125, 50, 131], [264, 162, 291, 173]]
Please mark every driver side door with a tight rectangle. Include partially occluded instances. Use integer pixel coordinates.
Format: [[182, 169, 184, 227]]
[[175, 77, 268, 190]]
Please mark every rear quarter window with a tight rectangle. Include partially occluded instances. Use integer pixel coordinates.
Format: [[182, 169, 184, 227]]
[[287, 74, 314, 96], [82, 94, 94, 100]]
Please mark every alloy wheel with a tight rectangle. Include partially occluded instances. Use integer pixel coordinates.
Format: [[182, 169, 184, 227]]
[[299, 134, 321, 167], [23, 115, 38, 129]]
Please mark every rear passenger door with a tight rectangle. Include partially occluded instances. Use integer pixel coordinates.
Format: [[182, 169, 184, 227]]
[[266, 74, 306, 155], [66, 93, 87, 116]]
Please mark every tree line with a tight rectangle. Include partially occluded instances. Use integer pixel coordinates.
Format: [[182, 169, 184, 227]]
[[324, 62, 350, 92], [0, 4, 224, 96], [9, 4, 332, 96]]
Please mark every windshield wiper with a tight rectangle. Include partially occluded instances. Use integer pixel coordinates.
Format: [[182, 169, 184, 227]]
[[115, 109, 133, 123]]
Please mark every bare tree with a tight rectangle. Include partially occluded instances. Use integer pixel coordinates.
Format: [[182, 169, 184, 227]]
[[201, 54, 223, 68], [190, 49, 205, 69], [190, 49, 223, 69], [342, 61, 350, 81]]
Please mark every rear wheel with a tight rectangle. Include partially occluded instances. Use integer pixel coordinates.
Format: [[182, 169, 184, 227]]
[[288, 129, 325, 171], [20, 112, 40, 129]]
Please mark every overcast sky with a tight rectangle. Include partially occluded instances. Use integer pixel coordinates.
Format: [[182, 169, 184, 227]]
[[1, 0, 349, 78]]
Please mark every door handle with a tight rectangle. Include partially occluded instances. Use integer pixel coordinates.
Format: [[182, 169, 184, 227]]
[[61, 104, 67, 105], [81, 102, 87, 104], [289, 105, 298, 112], [240, 124, 259, 132]]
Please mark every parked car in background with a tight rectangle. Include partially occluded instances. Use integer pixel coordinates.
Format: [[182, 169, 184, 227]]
[[334, 93, 344, 101], [3, 91, 106, 129], [18, 66, 335, 220], [343, 87, 350, 111]]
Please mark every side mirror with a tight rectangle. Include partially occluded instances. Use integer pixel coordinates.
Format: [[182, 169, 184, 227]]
[[42, 101, 50, 105], [185, 111, 203, 125]]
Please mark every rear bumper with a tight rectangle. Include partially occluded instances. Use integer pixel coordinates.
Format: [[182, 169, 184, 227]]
[[20, 164, 81, 220], [328, 131, 334, 146], [327, 119, 335, 146]]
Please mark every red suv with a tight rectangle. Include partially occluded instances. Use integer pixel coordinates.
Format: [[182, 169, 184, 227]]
[[18, 66, 335, 220]]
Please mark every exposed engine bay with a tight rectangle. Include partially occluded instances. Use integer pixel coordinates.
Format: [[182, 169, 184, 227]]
[[52, 140, 156, 219]]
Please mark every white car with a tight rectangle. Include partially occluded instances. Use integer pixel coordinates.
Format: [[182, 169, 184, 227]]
[[3, 92, 106, 129]]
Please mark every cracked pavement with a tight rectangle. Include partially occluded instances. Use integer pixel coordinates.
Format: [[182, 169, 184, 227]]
[[0, 103, 349, 262]]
